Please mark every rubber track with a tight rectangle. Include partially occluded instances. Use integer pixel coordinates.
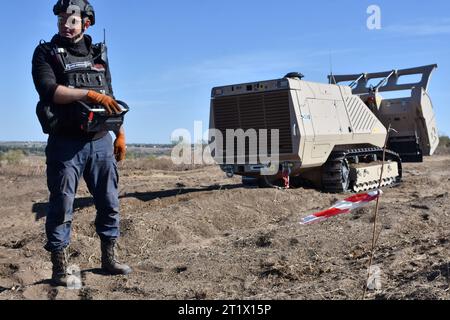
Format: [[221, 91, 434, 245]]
[[322, 147, 402, 193]]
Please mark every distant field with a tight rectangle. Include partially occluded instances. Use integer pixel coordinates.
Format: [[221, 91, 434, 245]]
[[1, 135, 449, 158], [0, 142, 174, 159]]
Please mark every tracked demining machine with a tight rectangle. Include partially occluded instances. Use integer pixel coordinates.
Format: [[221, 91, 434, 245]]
[[209, 65, 439, 192]]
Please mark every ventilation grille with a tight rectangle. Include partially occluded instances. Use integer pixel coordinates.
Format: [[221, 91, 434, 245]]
[[213, 90, 293, 163], [346, 96, 378, 133]]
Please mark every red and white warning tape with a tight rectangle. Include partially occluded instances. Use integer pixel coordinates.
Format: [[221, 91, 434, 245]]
[[300, 190, 382, 225]]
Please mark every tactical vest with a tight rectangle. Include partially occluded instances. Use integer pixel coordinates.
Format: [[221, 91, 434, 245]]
[[51, 41, 111, 95], [36, 39, 113, 135]]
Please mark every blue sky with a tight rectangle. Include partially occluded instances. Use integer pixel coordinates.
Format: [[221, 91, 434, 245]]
[[1, 0, 449, 143]]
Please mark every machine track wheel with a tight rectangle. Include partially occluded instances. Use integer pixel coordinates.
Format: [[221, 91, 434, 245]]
[[321, 147, 402, 193], [322, 156, 351, 193]]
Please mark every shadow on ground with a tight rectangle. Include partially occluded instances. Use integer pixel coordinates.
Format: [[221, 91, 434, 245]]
[[32, 184, 243, 220]]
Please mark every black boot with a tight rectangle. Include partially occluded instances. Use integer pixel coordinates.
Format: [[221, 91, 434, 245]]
[[50, 249, 68, 286], [101, 239, 132, 275]]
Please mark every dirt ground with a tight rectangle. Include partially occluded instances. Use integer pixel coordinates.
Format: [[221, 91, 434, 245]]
[[0, 152, 449, 300]]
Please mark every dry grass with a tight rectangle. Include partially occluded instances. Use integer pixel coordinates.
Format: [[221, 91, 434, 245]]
[[121, 156, 209, 172], [0, 154, 210, 178], [0, 155, 46, 177], [0, 150, 25, 164], [436, 136, 450, 155]]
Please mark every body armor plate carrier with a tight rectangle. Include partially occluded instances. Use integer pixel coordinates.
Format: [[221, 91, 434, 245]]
[[36, 40, 128, 135]]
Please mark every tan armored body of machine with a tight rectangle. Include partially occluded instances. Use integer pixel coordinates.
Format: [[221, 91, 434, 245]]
[[209, 65, 438, 192], [330, 64, 439, 162]]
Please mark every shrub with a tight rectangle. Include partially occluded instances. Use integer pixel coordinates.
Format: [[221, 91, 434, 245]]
[[0, 150, 25, 164], [439, 135, 450, 148]]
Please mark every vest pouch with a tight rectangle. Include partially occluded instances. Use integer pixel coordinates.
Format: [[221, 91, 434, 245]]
[[36, 101, 59, 134], [36, 101, 84, 135]]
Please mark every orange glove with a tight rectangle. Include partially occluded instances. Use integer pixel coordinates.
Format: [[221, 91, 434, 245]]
[[114, 131, 126, 162], [86, 90, 122, 115]]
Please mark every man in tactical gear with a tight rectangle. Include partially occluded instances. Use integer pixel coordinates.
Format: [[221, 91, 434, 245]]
[[32, 0, 132, 287]]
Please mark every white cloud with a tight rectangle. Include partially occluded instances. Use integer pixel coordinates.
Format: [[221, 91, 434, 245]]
[[384, 18, 450, 36]]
